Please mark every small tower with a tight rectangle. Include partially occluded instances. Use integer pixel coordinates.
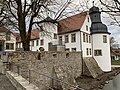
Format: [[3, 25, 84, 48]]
[[89, 6, 111, 72]]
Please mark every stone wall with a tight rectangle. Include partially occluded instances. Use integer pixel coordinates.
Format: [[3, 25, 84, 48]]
[[1, 51, 82, 90]]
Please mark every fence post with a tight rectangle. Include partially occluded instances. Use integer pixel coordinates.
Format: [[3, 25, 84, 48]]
[[17, 65, 20, 75], [29, 69, 31, 84]]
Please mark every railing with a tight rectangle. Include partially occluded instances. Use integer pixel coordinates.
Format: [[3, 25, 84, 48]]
[[7, 63, 83, 90]]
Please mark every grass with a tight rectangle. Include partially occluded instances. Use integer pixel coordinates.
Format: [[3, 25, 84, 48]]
[[111, 60, 120, 65]]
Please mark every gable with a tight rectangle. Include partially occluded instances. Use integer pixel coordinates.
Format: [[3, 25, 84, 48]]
[[58, 12, 87, 35]]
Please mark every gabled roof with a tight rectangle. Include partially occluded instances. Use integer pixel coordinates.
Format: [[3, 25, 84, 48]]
[[111, 48, 120, 56], [15, 29, 40, 42], [58, 12, 87, 35], [31, 29, 40, 40], [13, 32, 21, 42], [0, 26, 11, 33]]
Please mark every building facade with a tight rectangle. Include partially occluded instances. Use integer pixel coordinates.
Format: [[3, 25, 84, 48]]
[[16, 6, 111, 71], [111, 48, 120, 60], [0, 27, 16, 51], [89, 6, 111, 71]]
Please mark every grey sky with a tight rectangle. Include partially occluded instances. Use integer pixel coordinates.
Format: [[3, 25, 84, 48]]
[[73, 0, 120, 43]]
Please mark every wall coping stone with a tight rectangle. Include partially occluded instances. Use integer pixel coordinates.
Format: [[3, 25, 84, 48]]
[[6, 71, 39, 90]]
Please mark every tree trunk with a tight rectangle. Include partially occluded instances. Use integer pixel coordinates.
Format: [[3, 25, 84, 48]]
[[22, 39, 30, 51], [17, 0, 30, 51]]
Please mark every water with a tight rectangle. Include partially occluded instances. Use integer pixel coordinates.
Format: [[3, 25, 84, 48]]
[[102, 74, 120, 90]]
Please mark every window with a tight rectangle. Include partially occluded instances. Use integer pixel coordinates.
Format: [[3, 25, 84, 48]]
[[54, 33, 57, 39], [40, 39, 44, 45], [94, 50, 102, 56], [65, 35, 69, 43], [71, 48, 76, 52], [71, 34, 76, 42], [6, 33, 11, 41], [83, 33, 85, 42], [32, 41, 34, 46], [115, 51, 119, 53], [89, 35, 91, 43], [65, 48, 70, 51], [86, 48, 89, 55], [18, 43, 21, 48], [89, 48, 92, 55], [86, 34, 88, 43], [103, 35, 107, 43], [88, 17, 89, 22], [36, 40, 39, 46], [6, 43, 14, 50], [59, 36, 62, 45], [86, 25, 88, 31]]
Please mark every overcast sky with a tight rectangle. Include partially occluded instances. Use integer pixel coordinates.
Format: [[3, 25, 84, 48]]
[[73, 0, 120, 43]]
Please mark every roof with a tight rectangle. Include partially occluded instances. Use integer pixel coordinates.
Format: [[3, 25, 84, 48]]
[[0, 26, 16, 37], [0, 26, 10, 33], [90, 23, 109, 34], [89, 6, 100, 14], [58, 12, 87, 35], [16, 29, 40, 42], [89, 6, 109, 34], [31, 29, 40, 40], [111, 48, 120, 56], [13, 32, 21, 42]]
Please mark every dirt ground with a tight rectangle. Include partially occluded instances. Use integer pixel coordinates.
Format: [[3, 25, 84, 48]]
[[76, 67, 120, 90]]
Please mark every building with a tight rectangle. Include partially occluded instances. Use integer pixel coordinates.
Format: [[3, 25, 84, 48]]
[[89, 6, 111, 71], [111, 48, 120, 60], [57, 12, 91, 57], [0, 26, 16, 51], [16, 6, 111, 71], [16, 29, 40, 51]]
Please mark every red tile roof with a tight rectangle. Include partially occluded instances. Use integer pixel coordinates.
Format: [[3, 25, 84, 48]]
[[111, 48, 120, 56], [15, 29, 40, 42], [31, 29, 40, 40], [58, 12, 87, 35], [13, 32, 21, 42], [0, 26, 10, 33]]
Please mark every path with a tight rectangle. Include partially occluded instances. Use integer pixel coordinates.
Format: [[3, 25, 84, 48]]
[[112, 65, 120, 67], [0, 73, 16, 90]]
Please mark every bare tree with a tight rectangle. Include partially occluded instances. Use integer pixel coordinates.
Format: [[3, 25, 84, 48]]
[[0, 0, 79, 51], [100, 0, 120, 26], [110, 36, 116, 48]]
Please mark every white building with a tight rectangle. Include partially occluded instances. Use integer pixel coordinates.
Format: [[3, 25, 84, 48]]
[[0, 27, 16, 51], [89, 6, 111, 71], [16, 29, 40, 51], [57, 12, 92, 57], [16, 6, 111, 72]]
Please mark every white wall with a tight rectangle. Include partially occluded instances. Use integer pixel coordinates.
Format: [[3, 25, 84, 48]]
[[59, 31, 81, 51], [80, 14, 92, 57], [5, 33, 16, 51], [30, 39, 40, 51], [33, 24, 58, 51], [92, 34, 111, 71]]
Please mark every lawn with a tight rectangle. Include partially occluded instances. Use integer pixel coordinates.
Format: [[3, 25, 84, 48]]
[[111, 60, 120, 65]]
